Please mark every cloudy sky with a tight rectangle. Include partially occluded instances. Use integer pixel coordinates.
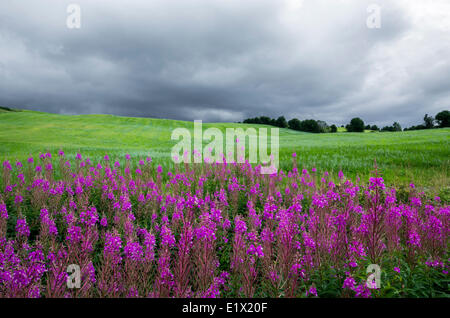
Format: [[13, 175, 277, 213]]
[[1, 0, 449, 126]]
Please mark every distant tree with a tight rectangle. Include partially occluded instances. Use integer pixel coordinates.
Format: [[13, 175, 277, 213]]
[[330, 124, 337, 133], [370, 125, 379, 131], [259, 116, 271, 125], [317, 120, 329, 133], [405, 124, 426, 131], [435, 110, 450, 127], [275, 116, 288, 128], [365, 125, 371, 130], [347, 117, 365, 132], [393, 122, 402, 131], [288, 118, 301, 131], [299, 119, 320, 133], [423, 114, 434, 129]]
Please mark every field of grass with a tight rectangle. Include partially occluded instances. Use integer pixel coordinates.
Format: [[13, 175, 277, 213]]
[[0, 109, 449, 194]]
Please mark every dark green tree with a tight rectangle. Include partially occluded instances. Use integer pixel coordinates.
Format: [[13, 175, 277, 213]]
[[393, 122, 402, 131], [288, 118, 301, 131], [330, 124, 337, 133], [423, 114, 434, 129], [347, 117, 365, 132], [299, 119, 320, 133], [317, 120, 329, 133], [275, 116, 288, 128], [435, 110, 450, 127]]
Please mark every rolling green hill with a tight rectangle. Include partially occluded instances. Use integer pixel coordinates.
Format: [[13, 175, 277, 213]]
[[0, 109, 449, 192]]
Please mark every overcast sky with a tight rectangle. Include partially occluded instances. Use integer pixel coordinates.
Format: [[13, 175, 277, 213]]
[[1, 0, 449, 126]]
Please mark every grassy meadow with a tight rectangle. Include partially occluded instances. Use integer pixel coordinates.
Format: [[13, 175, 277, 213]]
[[0, 109, 449, 195]]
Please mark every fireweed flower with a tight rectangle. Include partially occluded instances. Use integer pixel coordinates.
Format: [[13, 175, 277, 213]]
[[14, 195, 23, 205], [246, 244, 264, 258], [306, 285, 318, 297], [234, 216, 247, 234], [368, 177, 385, 190], [124, 241, 144, 261], [104, 232, 123, 265], [343, 276, 356, 290], [0, 203, 8, 219], [160, 225, 176, 248], [100, 217, 108, 227], [16, 218, 30, 238], [66, 225, 82, 243], [3, 160, 12, 170], [80, 206, 99, 227]]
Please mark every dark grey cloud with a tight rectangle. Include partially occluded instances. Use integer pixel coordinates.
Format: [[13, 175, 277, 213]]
[[0, 0, 449, 127]]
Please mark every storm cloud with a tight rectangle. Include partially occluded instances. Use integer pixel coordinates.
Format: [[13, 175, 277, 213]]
[[0, 0, 449, 126]]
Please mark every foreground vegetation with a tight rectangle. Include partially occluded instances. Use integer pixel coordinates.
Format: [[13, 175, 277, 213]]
[[0, 152, 448, 297]]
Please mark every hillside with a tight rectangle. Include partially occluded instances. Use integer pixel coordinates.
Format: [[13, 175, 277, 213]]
[[0, 110, 449, 191]]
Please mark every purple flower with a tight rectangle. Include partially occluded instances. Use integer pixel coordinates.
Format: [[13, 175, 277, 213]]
[[0, 203, 8, 219], [368, 177, 385, 190], [343, 276, 356, 290], [124, 241, 144, 261], [306, 285, 318, 297], [66, 225, 82, 243], [100, 217, 108, 227], [104, 232, 122, 264], [3, 160, 12, 170], [16, 218, 30, 238], [14, 195, 23, 205]]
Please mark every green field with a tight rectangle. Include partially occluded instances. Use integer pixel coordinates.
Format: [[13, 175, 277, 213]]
[[0, 109, 449, 193]]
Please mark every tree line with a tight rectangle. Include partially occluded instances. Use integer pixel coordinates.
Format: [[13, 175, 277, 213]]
[[241, 110, 449, 133]]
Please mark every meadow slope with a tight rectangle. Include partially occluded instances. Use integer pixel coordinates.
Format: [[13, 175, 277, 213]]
[[0, 109, 449, 193]]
